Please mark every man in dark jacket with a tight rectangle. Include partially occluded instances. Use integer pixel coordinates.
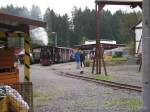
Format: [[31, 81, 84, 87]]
[[80, 51, 85, 67]]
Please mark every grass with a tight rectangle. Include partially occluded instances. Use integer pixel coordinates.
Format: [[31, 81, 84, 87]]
[[111, 57, 127, 61], [91, 74, 117, 81], [33, 90, 50, 106], [104, 98, 143, 112]]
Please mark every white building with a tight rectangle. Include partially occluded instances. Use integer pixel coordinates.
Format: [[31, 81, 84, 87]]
[[134, 22, 142, 54], [104, 47, 128, 57]]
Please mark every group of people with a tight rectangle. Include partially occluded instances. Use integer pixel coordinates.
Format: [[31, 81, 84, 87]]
[[74, 49, 86, 69]]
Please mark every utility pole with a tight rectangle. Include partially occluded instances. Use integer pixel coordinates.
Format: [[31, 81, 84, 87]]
[[143, 0, 150, 111], [55, 32, 57, 47], [52, 32, 58, 47]]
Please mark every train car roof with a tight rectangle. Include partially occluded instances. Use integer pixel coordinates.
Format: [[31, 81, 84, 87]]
[[57, 47, 73, 49], [32, 46, 74, 50]]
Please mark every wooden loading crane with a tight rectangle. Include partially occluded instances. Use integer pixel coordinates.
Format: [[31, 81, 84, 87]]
[[94, 0, 142, 74]]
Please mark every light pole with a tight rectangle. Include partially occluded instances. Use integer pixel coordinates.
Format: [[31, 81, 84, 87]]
[[52, 32, 57, 47]]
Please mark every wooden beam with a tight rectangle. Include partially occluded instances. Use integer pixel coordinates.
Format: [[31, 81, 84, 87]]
[[95, 0, 142, 8], [0, 13, 46, 28], [0, 23, 28, 32], [95, 0, 142, 6], [0, 32, 27, 38]]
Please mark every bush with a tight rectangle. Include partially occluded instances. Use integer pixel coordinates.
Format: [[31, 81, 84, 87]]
[[112, 52, 123, 58], [85, 59, 91, 67]]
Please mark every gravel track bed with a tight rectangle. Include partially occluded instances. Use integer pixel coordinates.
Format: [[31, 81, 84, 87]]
[[18, 64, 142, 112], [50, 62, 142, 86]]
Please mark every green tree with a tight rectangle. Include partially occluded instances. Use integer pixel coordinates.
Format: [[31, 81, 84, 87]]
[[71, 7, 96, 45], [30, 5, 42, 20], [0, 5, 142, 47], [101, 10, 113, 40], [80, 36, 88, 44], [0, 5, 30, 18], [44, 8, 70, 47]]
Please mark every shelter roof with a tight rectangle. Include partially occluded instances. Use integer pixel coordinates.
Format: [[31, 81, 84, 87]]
[[0, 13, 46, 32], [75, 43, 126, 50], [95, 0, 142, 6]]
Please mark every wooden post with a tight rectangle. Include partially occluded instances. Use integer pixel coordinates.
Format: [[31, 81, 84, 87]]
[[95, 3, 100, 74], [24, 32, 32, 110], [93, 2, 105, 74], [92, 56, 95, 74], [24, 33, 30, 82], [101, 47, 107, 76]]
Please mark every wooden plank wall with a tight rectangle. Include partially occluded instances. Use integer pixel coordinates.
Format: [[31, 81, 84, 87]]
[[0, 48, 15, 67]]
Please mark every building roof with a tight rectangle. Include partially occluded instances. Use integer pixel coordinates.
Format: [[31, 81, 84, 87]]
[[85, 40, 116, 45], [0, 13, 46, 32], [75, 43, 126, 50], [95, 0, 142, 7]]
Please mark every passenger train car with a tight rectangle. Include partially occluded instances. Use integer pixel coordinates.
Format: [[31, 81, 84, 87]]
[[32, 46, 75, 66]]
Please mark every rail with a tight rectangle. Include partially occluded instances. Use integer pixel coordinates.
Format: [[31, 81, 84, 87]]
[[57, 71, 142, 92]]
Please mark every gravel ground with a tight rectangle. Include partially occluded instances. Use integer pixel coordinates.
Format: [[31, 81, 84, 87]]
[[50, 62, 142, 86], [18, 64, 142, 112]]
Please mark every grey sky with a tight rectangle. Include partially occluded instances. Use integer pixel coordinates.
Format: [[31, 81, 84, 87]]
[[0, 0, 141, 15]]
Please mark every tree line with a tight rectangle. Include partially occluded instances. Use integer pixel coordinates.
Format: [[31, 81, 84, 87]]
[[0, 5, 142, 47]]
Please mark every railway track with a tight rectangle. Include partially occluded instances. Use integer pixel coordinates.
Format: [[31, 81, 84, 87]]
[[57, 71, 142, 92]]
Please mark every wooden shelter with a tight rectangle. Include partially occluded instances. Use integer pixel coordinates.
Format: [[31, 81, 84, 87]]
[[0, 13, 46, 111], [0, 13, 46, 83]]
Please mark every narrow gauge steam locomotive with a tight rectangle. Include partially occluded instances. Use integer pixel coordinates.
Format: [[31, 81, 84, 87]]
[[32, 46, 75, 66]]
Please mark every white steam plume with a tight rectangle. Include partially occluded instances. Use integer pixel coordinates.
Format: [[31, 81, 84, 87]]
[[30, 27, 48, 46]]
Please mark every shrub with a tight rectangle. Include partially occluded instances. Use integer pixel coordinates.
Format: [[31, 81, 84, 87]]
[[112, 52, 123, 58], [85, 59, 91, 67]]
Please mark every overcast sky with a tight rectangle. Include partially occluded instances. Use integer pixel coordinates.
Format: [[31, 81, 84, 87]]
[[0, 0, 141, 16]]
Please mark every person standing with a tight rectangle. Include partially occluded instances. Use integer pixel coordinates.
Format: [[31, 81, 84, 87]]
[[80, 51, 85, 67], [74, 49, 80, 69]]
